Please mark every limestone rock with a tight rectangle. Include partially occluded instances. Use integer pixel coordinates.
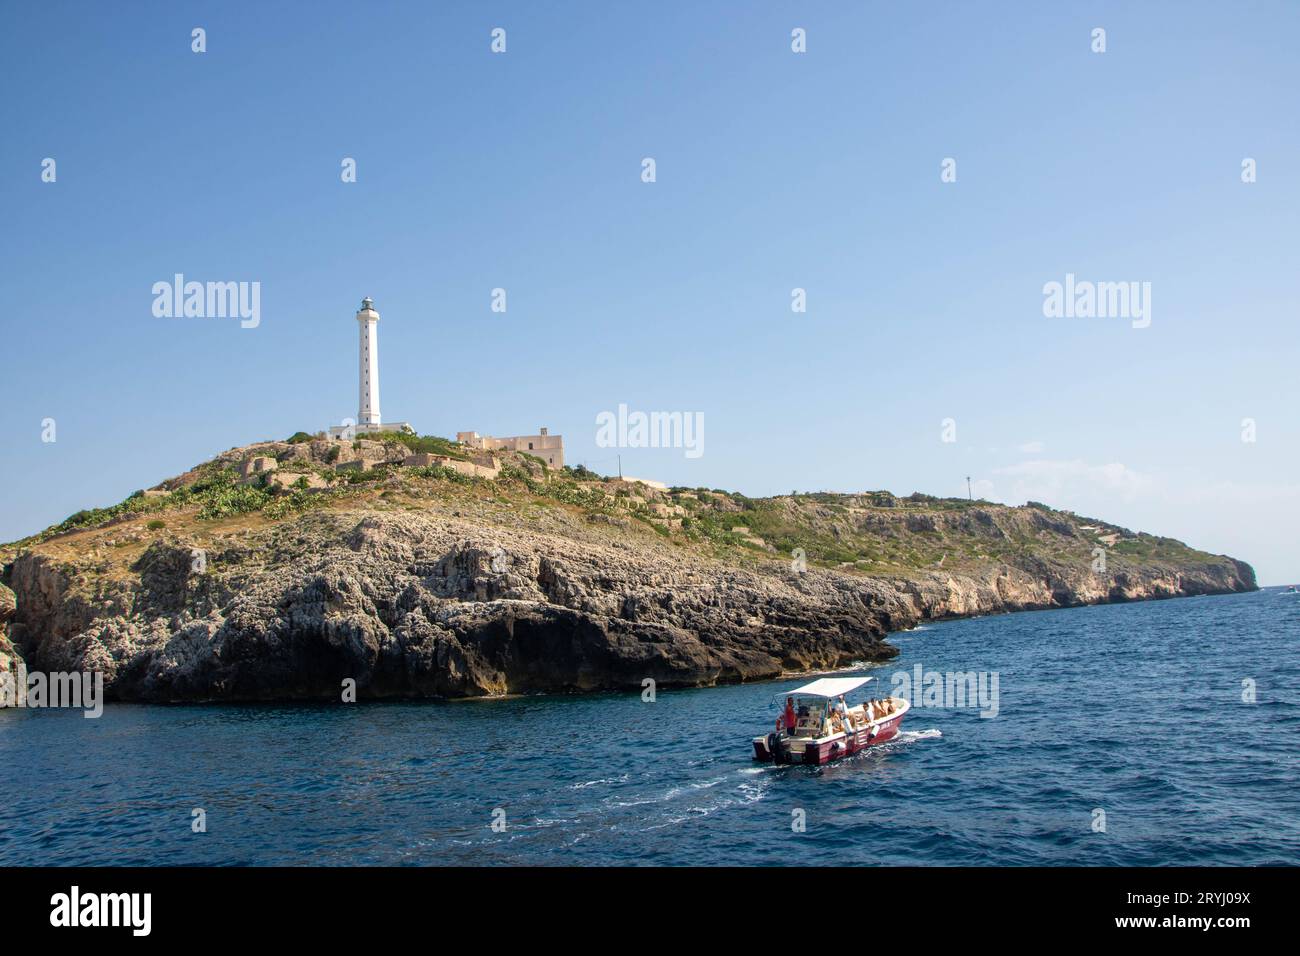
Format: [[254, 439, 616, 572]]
[[0, 582, 21, 706], [0, 439, 1258, 704]]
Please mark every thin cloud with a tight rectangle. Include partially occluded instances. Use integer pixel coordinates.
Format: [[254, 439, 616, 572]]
[[993, 459, 1154, 504]]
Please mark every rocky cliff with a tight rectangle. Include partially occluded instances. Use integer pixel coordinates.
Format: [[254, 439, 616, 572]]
[[0, 436, 1257, 703], [0, 580, 21, 694]]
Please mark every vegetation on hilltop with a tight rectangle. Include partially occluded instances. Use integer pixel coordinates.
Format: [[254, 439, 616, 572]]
[[360, 431, 469, 460], [0, 435, 1245, 587]]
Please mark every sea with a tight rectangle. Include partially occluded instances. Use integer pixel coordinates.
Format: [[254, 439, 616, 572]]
[[2, 588, 1297, 866]]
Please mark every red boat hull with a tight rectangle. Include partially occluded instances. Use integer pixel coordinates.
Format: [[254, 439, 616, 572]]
[[753, 711, 906, 765]]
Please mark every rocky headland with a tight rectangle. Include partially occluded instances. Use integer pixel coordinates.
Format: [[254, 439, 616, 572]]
[[0, 434, 1256, 703]]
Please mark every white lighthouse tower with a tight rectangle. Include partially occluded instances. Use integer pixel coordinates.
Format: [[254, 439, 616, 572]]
[[328, 297, 410, 439], [357, 296, 381, 428]]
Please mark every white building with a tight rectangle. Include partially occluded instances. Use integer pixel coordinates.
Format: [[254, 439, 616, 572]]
[[457, 428, 565, 468], [329, 297, 411, 439]]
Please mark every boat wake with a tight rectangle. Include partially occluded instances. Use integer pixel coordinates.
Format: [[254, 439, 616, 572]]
[[893, 728, 942, 744], [415, 728, 946, 856], [569, 774, 630, 790], [640, 772, 774, 830]]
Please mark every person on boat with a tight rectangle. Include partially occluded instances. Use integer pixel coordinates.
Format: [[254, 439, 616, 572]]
[[783, 697, 797, 735], [823, 695, 842, 735]]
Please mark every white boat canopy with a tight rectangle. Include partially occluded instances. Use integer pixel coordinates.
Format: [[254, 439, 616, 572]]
[[786, 676, 875, 699]]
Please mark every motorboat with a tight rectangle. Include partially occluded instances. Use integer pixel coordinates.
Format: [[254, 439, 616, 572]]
[[752, 675, 909, 765]]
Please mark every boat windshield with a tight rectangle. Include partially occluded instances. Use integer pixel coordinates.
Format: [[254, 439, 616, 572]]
[[790, 698, 825, 737]]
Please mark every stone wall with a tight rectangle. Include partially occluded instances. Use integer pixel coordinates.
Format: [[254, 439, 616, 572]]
[[404, 454, 500, 479]]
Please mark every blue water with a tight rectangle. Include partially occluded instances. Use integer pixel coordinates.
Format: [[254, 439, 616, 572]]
[[2, 589, 1297, 866]]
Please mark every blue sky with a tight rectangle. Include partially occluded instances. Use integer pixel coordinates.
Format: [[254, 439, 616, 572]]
[[1, 2, 1297, 583]]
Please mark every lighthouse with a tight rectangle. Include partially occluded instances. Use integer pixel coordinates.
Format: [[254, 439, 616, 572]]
[[357, 296, 381, 428], [328, 297, 410, 439]]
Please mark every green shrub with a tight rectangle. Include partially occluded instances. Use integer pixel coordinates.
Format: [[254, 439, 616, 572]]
[[369, 432, 468, 460], [264, 490, 319, 520], [410, 465, 476, 485], [197, 484, 270, 519], [146, 519, 166, 530], [55, 491, 168, 534]]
